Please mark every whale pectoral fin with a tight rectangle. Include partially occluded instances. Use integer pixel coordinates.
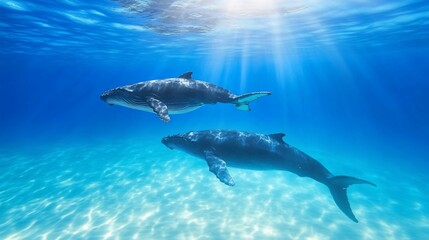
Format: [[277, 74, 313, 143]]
[[147, 97, 170, 122], [204, 150, 235, 186]]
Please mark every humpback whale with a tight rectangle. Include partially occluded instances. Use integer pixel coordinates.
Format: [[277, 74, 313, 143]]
[[161, 130, 376, 223], [100, 72, 271, 122]]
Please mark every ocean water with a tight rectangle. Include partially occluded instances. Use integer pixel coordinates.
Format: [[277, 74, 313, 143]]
[[1, 0, 429, 239]]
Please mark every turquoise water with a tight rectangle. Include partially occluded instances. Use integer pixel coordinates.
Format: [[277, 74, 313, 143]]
[[1, 0, 429, 239], [1, 138, 428, 239]]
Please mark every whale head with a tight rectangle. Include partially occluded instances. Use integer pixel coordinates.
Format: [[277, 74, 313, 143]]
[[162, 132, 202, 154], [162, 134, 189, 150], [100, 87, 132, 106]]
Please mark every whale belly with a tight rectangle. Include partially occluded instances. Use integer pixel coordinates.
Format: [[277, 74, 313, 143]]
[[166, 102, 204, 115], [110, 99, 153, 112], [169, 105, 203, 114], [113, 99, 203, 115]]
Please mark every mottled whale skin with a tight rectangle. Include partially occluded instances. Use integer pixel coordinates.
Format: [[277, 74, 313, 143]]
[[162, 130, 376, 223], [100, 72, 270, 122]]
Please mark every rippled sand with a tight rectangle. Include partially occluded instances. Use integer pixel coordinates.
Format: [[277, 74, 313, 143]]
[[0, 139, 428, 239]]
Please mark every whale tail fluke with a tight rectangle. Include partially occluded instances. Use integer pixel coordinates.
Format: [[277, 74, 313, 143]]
[[234, 92, 271, 111], [326, 175, 376, 223]]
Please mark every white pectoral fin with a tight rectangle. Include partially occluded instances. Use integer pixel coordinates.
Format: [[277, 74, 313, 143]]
[[204, 150, 235, 186], [147, 97, 170, 122]]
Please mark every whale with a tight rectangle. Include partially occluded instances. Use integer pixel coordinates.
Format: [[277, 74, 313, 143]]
[[100, 72, 271, 122], [161, 130, 376, 223]]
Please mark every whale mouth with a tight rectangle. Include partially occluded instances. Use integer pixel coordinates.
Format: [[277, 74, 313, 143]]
[[162, 135, 188, 150], [100, 91, 110, 102], [161, 137, 174, 149]]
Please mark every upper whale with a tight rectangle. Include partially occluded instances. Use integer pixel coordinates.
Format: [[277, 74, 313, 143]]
[[100, 72, 271, 122]]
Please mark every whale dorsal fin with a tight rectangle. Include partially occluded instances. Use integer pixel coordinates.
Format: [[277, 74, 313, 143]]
[[178, 72, 193, 79], [269, 133, 286, 144]]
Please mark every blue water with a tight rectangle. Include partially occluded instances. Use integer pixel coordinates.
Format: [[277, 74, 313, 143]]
[[1, 0, 429, 239]]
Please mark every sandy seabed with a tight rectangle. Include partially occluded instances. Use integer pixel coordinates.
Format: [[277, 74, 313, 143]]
[[0, 138, 428, 240]]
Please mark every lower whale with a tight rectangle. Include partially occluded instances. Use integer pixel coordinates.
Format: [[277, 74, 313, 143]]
[[161, 130, 376, 223]]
